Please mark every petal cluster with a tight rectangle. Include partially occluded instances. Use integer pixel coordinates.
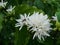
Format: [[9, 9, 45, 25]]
[[15, 12, 51, 40], [52, 15, 57, 21], [15, 14, 30, 30], [6, 6, 15, 12], [0, 0, 7, 8], [28, 12, 51, 40]]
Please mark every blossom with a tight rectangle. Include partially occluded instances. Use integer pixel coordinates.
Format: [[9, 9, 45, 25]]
[[15, 13, 30, 30], [28, 12, 51, 40], [52, 15, 57, 21], [15, 12, 51, 40], [0, 0, 7, 8], [6, 5, 15, 12]]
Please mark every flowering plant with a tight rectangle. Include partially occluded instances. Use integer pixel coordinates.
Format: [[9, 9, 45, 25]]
[[0, 0, 60, 45]]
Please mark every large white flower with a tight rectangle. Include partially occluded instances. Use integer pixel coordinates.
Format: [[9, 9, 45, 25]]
[[28, 12, 51, 40], [15, 12, 51, 40], [15, 13, 30, 30], [0, 0, 7, 8]]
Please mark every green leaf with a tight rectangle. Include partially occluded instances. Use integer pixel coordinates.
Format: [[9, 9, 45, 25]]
[[15, 4, 43, 15], [14, 25, 30, 45], [44, 37, 54, 45], [6, 0, 30, 6], [0, 13, 3, 32], [34, 0, 57, 17], [34, 0, 44, 10], [56, 11, 60, 22], [57, 36, 60, 45]]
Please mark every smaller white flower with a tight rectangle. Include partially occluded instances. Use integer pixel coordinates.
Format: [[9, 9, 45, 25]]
[[0, 0, 7, 8], [52, 15, 57, 21], [15, 13, 30, 30], [6, 5, 15, 12]]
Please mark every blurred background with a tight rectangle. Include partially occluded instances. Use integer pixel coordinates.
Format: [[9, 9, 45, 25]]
[[0, 0, 60, 45]]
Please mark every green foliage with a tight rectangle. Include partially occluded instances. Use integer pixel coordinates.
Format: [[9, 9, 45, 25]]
[[56, 11, 60, 22], [14, 26, 30, 45], [34, 0, 57, 17], [0, 13, 4, 32], [0, 0, 60, 45], [15, 4, 43, 15]]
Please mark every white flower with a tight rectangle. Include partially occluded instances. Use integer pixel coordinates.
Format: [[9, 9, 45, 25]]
[[15, 12, 51, 40], [6, 5, 15, 12], [0, 0, 7, 8], [28, 12, 51, 40], [52, 15, 57, 21], [15, 13, 30, 30]]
